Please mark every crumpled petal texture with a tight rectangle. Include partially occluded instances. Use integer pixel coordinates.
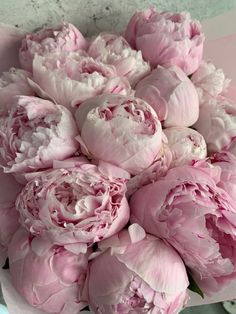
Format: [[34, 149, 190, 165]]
[[16, 158, 130, 247], [88, 229, 189, 314], [164, 126, 207, 167], [76, 94, 163, 175], [0, 95, 79, 174], [0, 68, 34, 116], [200, 151, 236, 203], [130, 166, 236, 294], [88, 33, 151, 87], [191, 61, 231, 100], [8, 228, 88, 314], [126, 143, 172, 198], [194, 96, 236, 154], [135, 65, 199, 127], [125, 8, 204, 75], [32, 52, 131, 109], [19, 23, 88, 72]]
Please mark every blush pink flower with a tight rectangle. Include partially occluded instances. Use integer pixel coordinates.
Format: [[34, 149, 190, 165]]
[[194, 96, 236, 154], [0, 68, 34, 116], [16, 158, 129, 249], [32, 52, 131, 109], [87, 224, 189, 314], [88, 33, 151, 87], [126, 142, 172, 198], [200, 151, 236, 202], [191, 61, 231, 100], [164, 126, 207, 167], [76, 94, 163, 175], [0, 96, 79, 174], [125, 7, 204, 75], [135, 65, 199, 127], [130, 166, 236, 294], [8, 228, 88, 314], [19, 23, 88, 72]]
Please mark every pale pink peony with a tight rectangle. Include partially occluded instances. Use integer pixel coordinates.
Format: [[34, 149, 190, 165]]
[[126, 142, 172, 198], [8, 228, 88, 314], [125, 8, 204, 75], [135, 65, 199, 127], [19, 23, 88, 72], [87, 224, 189, 314], [199, 151, 236, 202], [32, 52, 131, 109], [88, 33, 151, 87], [16, 158, 130, 249], [0, 169, 22, 267], [0, 68, 34, 116], [76, 94, 163, 175], [194, 96, 236, 154], [163, 126, 207, 167], [191, 61, 231, 101], [0, 96, 79, 174], [130, 166, 236, 294]]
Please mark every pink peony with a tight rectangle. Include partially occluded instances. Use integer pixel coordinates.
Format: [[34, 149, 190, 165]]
[[194, 96, 236, 154], [19, 23, 88, 72], [8, 228, 88, 314], [16, 158, 130, 249], [125, 8, 204, 75], [164, 126, 207, 167], [32, 52, 131, 109], [88, 33, 151, 87], [198, 151, 236, 202], [191, 61, 231, 100], [76, 94, 163, 175], [0, 68, 34, 116], [87, 224, 189, 314], [135, 65, 199, 127], [130, 166, 236, 294], [126, 142, 172, 198], [0, 169, 22, 266], [0, 95, 79, 174]]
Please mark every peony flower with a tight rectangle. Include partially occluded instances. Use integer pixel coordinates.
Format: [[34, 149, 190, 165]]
[[0, 68, 34, 116], [191, 61, 231, 101], [76, 94, 163, 175], [32, 52, 131, 109], [163, 126, 207, 167], [0, 96, 79, 174], [0, 169, 22, 267], [130, 166, 236, 294], [135, 65, 199, 127], [19, 23, 88, 72], [194, 96, 236, 154], [87, 33, 151, 87], [8, 228, 88, 314], [199, 151, 236, 202], [16, 158, 130, 249], [126, 142, 172, 198], [125, 7, 204, 75], [87, 224, 189, 314]]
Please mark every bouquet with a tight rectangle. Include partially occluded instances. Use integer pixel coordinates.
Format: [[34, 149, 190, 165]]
[[0, 6, 236, 314]]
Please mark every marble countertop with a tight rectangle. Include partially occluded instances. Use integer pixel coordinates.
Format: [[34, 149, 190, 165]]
[[0, 0, 236, 34]]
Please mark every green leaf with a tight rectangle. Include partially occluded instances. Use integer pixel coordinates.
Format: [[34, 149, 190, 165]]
[[187, 270, 204, 299]]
